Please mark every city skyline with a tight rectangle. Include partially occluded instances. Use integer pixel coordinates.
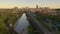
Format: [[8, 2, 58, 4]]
[[0, 0, 60, 9]]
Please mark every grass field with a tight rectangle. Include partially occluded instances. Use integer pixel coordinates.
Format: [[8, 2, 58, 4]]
[[0, 9, 23, 34]]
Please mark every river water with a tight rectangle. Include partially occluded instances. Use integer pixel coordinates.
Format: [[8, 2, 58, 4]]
[[14, 13, 29, 34]]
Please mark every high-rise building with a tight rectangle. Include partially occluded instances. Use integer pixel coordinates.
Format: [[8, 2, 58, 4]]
[[36, 5, 38, 9]]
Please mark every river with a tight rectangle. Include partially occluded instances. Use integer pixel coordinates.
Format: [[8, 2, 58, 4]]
[[14, 13, 29, 34]]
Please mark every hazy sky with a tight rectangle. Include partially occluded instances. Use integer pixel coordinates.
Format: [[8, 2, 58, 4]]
[[0, 0, 60, 8]]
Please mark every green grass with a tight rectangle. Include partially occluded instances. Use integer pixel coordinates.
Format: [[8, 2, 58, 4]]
[[35, 12, 60, 32], [0, 20, 10, 34], [0, 10, 23, 34], [54, 30, 60, 34], [28, 25, 36, 34]]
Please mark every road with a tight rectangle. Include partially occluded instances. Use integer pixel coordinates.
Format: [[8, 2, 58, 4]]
[[27, 12, 51, 34]]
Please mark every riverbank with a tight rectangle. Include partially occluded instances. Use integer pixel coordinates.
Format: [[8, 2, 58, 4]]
[[27, 16, 37, 34], [0, 10, 23, 34]]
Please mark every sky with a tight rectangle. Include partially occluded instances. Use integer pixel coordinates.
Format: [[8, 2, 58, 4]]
[[0, 0, 60, 8]]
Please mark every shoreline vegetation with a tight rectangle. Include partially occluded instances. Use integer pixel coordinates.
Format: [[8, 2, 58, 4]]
[[0, 9, 23, 34]]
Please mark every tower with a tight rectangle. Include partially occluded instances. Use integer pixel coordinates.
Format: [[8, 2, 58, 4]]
[[36, 5, 38, 9]]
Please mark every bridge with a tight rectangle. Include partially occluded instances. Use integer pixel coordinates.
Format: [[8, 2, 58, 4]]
[[26, 12, 51, 34]]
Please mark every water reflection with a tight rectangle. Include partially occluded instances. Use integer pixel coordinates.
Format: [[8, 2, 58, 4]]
[[14, 13, 29, 34]]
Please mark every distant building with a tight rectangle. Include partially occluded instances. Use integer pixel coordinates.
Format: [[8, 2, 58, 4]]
[[36, 5, 38, 9]]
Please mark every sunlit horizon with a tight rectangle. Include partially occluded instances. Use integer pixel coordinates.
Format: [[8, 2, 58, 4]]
[[0, 4, 60, 9], [0, 0, 60, 9]]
